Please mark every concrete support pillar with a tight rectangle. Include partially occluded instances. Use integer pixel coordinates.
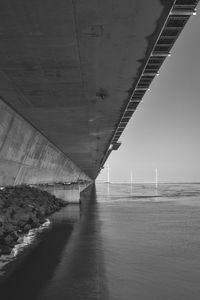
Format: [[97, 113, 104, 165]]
[[37, 182, 91, 203]]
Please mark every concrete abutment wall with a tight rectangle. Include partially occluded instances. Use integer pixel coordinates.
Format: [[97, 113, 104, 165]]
[[0, 99, 92, 187]]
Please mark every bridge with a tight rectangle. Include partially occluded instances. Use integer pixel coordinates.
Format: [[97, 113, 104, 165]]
[[0, 0, 198, 199]]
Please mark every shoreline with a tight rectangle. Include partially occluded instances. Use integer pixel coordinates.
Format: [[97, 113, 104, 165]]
[[0, 185, 68, 256]]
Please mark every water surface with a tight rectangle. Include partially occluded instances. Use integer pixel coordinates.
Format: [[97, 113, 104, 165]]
[[1, 183, 200, 299]]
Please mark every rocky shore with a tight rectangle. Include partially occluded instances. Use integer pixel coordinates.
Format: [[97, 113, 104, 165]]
[[0, 185, 68, 256]]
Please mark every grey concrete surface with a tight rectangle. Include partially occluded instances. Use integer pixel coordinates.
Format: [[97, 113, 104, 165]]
[[0, 0, 175, 179], [39, 182, 91, 203], [0, 99, 91, 186]]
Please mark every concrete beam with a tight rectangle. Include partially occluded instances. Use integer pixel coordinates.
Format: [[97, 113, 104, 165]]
[[0, 99, 92, 186]]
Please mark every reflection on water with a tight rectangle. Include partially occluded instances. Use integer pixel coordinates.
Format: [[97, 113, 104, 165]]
[[36, 190, 109, 300], [96, 183, 200, 300], [0, 188, 109, 300], [1, 183, 200, 299], [0, 206, 80, 300], [106, 183, 110, 197]]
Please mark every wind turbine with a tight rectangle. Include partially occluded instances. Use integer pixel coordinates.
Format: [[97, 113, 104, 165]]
[[130, 169, 133, 193], [130, 170, 133, 185], [107, 164, 110, 183], [155, 168, 158, 188]]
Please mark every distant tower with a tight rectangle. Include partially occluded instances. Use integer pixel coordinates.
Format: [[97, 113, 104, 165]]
[[107, 164, 110, 183], [130, 169, 133, 193], [130, 170, 133, 185], [155, 168, 158, 188]]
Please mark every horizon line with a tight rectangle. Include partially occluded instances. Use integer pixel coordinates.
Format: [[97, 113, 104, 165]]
[[96, 180, 200, 184]]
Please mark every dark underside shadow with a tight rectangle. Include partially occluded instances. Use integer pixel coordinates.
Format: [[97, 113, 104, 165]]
[[0, 207, 76, 300], [0, 185, 109, 300]]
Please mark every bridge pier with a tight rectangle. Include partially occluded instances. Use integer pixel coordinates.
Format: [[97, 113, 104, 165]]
[[36, 182, 92, 203]]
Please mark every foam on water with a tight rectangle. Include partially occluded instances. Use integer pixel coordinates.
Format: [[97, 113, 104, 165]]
[[1, 183, 200, 300]]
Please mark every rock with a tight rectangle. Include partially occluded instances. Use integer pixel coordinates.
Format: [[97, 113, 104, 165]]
[[0, 228, 4, 239], [1, 245, 12, 255], [0, 215, 4, 226], [29, 215, 40, 228], [23, 224, 31, 232], [3, 223, 15, 235], [0, 184, 68, 256], [4, 234, 15, 246], [10, 230, 19, 241]]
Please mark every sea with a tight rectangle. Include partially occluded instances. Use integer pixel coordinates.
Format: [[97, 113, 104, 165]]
[[1, 182, 200, 300]]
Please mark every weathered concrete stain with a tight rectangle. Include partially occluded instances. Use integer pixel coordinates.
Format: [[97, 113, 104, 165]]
[[0, 99, 91, 186], [40, 183, 90, 203], [0, 0, 174, 179]]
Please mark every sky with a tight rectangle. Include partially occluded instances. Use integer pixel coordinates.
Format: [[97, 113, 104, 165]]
[[97, 4, 200, 183]]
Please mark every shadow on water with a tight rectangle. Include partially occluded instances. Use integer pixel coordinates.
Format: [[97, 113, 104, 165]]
[[0, 206, 78, 300], [0, 185, 109, 300], [36, 185, 109, 300]]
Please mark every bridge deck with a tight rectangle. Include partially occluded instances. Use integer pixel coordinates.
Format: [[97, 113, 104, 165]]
[[0, 0, 198, 179]]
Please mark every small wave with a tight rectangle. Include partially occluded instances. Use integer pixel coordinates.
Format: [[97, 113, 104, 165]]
[[0, 219, 51, 274], [128, 195, 162, 199], [98, 193, 200, 204]]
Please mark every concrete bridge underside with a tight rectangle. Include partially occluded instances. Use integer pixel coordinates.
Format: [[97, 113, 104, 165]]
[[0, 0, 198, 187]]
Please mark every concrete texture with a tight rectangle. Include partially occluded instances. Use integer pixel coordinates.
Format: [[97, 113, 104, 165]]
[[40, 182, 91, 203], [0, 99, 91, 186], [0, 185, 68, 255], [0, 0, 175, 179]]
